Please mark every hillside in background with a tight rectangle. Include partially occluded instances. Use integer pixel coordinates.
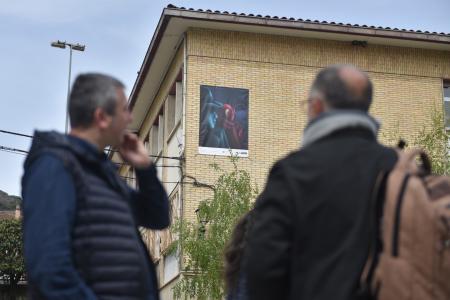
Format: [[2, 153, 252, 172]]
[[0, 190, 21, 210]]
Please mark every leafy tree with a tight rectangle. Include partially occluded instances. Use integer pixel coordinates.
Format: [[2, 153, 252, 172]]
[[413, 108, 450, 175], [171, 157, 258, 300], [382, 108, 450, 175], [0, 219, 25, 287], [0, 191, 21, 211]]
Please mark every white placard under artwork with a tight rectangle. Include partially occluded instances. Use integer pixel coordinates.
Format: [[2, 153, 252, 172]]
[[198, 146, 248, 157]]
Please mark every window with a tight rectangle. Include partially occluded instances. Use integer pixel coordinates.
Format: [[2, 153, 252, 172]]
[[139, 227, 149, 244], [165, 95, 176, 136], [158, 114, 164, 154], [175, 81, 183, 124], [163, 251, 179, 284], [154, 261, 160, 285], [148, 109, 165, 157], [444, 82, 450, 130], [144, 134, 150, 154], [154, 232, 160, 260], [169, 192, 181, 240], [170, 191, 180, 223], [127, 168, 136, 188], [165, 81, 183, 138], [149, 125, 158, 157], [158, 192, 180, 253]]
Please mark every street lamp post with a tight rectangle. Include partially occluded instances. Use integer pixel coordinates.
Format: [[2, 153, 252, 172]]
[[195, 207, 209, 237], [51, 40, 85, 133]]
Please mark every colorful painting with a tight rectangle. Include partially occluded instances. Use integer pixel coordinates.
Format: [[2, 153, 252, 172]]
[[199, 85, 249, 157]]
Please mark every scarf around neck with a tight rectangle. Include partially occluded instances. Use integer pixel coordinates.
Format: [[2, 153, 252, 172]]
[[301, 110, 380, 148]]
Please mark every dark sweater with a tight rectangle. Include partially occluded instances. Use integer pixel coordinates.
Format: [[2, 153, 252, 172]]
[[22, 131, 169, 300]]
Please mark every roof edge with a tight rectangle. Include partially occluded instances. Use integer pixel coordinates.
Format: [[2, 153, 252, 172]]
[[129, 8, 172, 109], [164, 6, 450, 44], [128, 5, 450, 112], [166, 4, 450, 37]]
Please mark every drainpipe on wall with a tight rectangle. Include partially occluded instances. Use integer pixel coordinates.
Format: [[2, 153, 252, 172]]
[[177, 32, 188, 277]]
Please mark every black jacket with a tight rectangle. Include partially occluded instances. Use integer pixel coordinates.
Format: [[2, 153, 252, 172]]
[[246, 127, 397, 300]]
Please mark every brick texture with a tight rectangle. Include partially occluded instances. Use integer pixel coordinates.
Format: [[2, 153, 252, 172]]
[[183, 28, 449, 222], [131, 28, 450, 299]]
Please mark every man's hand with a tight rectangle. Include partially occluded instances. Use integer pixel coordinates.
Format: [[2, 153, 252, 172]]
[[119, 132, 151, 169]]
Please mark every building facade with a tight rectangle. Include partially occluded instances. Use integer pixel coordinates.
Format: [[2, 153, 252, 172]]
[[113, 5, 450, 299]]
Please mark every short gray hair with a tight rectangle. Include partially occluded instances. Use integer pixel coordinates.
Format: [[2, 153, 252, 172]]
[[310, 64, 372, 112], [69, 73, 125, 128]]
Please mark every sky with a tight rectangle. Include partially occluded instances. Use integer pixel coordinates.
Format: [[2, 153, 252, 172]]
[[0, 0, 449, 197]]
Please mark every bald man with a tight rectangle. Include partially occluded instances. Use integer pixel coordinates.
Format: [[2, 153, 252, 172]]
[[245, 65, 397, 300]]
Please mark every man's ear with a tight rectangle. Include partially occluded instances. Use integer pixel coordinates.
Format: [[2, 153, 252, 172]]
[[308, 97, 326, 120], [311, 98, 326, 115], [93, 107, 112, 130]]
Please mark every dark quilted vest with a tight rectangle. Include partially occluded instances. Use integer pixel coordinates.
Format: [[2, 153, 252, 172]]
[[24, 131, 156, 300]]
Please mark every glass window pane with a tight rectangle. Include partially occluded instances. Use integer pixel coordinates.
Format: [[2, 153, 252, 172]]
[[175, 82, 183, 123], [444, 85, 450, 98], [163, 252, 179, 283], [444, 100, 450, 129]]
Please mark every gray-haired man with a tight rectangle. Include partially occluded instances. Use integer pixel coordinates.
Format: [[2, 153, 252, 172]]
[[22, 73, 169, 300], [246, 65, 397, 300]]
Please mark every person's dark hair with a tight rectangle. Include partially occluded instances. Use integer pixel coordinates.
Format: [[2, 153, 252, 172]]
[[310, 64, 373, 111], [224, 210, 254, 294], [69, 73, 125, 128]]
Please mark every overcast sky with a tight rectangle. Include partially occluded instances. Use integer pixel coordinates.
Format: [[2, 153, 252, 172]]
[[1, 0, 449, 197]]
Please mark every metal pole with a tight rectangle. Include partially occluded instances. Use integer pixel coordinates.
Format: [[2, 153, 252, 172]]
[[51, 40, 84, 133], [65, 45, 73, 134]]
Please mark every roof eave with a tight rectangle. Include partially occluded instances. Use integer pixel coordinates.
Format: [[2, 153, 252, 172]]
[[167, 8, 450, 44], [128, 7, 450, 128], [129, 8, 173, 109]]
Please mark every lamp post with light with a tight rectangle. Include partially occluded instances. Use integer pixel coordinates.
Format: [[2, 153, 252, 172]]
[[51, 40, 85, 133], [195, 207, 209, 237]]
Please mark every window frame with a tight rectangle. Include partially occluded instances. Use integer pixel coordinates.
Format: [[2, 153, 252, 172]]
[[444, 80, 450, 130]]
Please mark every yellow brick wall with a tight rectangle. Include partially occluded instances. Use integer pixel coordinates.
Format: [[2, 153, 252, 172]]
[[183, 28, 450, 222], [136, 28, 449, 299]]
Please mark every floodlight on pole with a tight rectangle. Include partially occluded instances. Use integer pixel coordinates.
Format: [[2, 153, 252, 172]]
[[51, 40, 66, 49], [72, 44, 85, 51], [51, 40, 86, 133]]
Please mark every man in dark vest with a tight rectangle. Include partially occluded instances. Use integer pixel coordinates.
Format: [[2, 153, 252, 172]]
[[246, 65, 397, 300], [22, 73, 169, 300]]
